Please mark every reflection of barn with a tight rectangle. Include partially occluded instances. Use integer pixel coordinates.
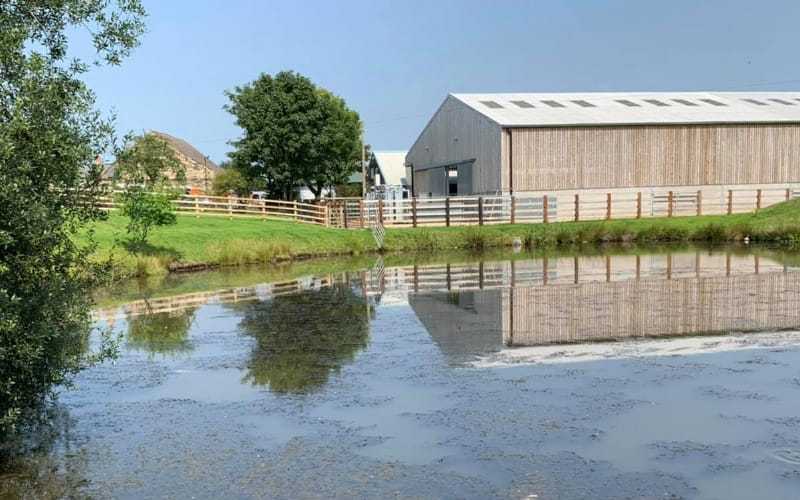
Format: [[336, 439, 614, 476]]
[[409, 290, 503, 358], [403, 253, 800, 356]]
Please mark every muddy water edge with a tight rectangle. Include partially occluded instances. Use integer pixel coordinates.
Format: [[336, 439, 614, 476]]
[[3, 244, 800, 499]]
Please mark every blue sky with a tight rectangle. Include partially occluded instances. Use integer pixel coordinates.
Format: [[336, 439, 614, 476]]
[[83, 0, 800, 164]]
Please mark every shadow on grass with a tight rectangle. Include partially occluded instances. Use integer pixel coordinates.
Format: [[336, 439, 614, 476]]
[[120, 239, 183, 260]]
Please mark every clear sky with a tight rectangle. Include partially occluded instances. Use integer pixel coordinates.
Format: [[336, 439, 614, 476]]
[[82, 0, 800, 164]]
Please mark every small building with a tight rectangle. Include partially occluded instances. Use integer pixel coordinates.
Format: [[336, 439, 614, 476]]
[[366, 151, 410, 200], [406, 92, 800, 198]]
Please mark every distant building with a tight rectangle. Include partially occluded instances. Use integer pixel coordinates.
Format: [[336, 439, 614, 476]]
[[103, 131, 221, 192], [407, 92, 800, 198], [367, 151, 410, 200]]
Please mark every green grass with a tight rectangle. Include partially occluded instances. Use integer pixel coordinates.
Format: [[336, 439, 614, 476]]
[[83, 199, 800, 278]]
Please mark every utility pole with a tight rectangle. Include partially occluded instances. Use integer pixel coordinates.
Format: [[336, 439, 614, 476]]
[[361, 131, 366, 199], [203, 156, 209, 193]]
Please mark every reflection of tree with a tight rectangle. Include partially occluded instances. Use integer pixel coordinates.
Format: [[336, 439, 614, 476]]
[[126, 307, 196, 356], [239, 285, 369, 394]]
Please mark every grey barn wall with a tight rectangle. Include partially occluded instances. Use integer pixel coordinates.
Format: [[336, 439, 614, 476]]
[[407, 95, 503, 196], [503, 123, 800, 193]]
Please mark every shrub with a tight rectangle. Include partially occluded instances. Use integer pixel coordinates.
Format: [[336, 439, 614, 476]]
[[119, 191, 179, 246]]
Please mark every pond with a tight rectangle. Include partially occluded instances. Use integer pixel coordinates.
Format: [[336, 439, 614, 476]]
[[3, 246, 800, 499]]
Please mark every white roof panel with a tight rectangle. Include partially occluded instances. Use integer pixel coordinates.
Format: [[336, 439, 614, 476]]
[[372, 151, 408, 186], [451, 92, 800, 127]]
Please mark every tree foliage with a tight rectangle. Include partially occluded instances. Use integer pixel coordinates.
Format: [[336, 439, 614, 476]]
[[0, 0, 146, 440], [114, 134, 184, 245], [225, 71, 362, 200], [211, 166, 250, 196]]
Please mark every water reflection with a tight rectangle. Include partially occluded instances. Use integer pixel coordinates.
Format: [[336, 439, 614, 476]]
[[125, 307, 196, 356], [0, 408, 87, 499], [96, 248, 800, 371], [397, 251, 800, 359], [237, 284, 370, 394]]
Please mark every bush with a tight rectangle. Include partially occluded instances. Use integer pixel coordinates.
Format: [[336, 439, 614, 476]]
[[211, 168, 250, 197], [119, 190, 178, 246]]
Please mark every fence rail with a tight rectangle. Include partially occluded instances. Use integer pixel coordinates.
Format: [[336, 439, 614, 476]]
[[99, 193, 329, 226], [98, 186, 799, 230], [323, 186, 799, 229]]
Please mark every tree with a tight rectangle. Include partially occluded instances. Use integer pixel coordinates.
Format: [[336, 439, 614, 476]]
[[211, 166, 250, 197], [303, 90, 362, 200], [0, 1, 146, 440], [225, 71, 363, 200], [114, 134, 185, 246]]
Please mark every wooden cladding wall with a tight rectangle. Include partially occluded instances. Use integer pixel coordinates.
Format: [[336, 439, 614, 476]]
[[408, 95, 503, 195], [505, 124, 800, 192], [506, 271, 800, 346]]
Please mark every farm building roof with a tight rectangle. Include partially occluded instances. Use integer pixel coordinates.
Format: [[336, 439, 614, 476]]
[[371, 151, 408, 186], [451, 92, 800, 127]]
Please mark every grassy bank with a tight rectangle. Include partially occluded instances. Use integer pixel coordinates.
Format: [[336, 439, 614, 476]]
[[84, 200, 800, 277]]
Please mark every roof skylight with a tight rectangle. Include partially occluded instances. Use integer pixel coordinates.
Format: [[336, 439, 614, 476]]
[[480, 100, 503, 109], [672, 99, 699, 107], [511, 100, 535, 109], [616, 99, 641, 107], [571, 100, 596, 108], [699, 98, 727, 106], [742, 98, 768, 106], [644, 99, 670, 107], [541, 100, 565, 108], [769, 98, 795, 105]]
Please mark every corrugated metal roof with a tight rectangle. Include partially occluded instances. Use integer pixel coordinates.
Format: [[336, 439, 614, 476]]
[[372, 151, 408, 186], [450, 92, 800, 127]]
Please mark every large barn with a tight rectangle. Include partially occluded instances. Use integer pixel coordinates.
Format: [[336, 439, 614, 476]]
[[406, 92, 800, 198]]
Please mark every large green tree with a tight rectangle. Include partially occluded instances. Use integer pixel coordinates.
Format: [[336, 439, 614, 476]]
[[0, 1, 146, 440], [225, 71, 363, 200]]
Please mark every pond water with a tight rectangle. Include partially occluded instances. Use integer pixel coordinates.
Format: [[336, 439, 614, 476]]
[[4, 246, 800, 499]]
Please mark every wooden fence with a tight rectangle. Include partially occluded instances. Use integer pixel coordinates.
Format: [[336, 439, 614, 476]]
[[99, 193, 329, 226], [97, 185, 799, 230], [324, 186, 800, 229]]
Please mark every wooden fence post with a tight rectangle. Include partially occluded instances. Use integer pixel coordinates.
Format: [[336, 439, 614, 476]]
[[696, 190, 702, 216], [727, 190, 733, 215], [542, 195, 549, 223], [195, 197, 200, 218], [261, 200, 266, 220], [787, 188, 792, 201], [228, 195, 233, 219], [756, 189, 762, 211], [412, 197, 418, 228], [293, 201, 298, 221], [510, 195, 516, 224], [667, 191, 674, 217], [478, 197, 484, 226], [378, 199, 384, 225], [606, 193, 612, 220], [343, 202, 349, 229], [359, 199, 365, 228], [325, 205, 330, 227], [445, 197, 451, 227], [636, 192, 642, 219], [574, 193, 580, 222]]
